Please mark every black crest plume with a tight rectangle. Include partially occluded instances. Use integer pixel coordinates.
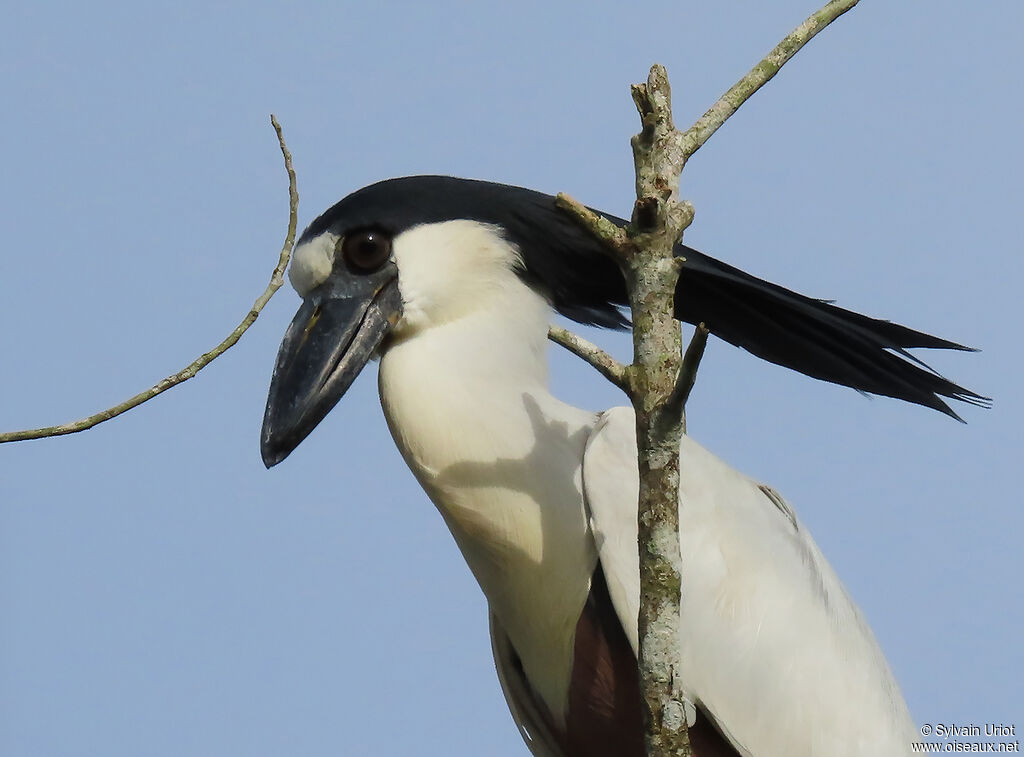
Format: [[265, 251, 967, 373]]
[[304, 177, 990, 418]]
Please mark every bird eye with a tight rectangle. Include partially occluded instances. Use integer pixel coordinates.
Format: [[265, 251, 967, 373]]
[[339, 229, 392, 273]]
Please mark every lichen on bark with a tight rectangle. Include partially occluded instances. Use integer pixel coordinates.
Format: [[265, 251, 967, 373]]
[[552, 3, 861, 754]]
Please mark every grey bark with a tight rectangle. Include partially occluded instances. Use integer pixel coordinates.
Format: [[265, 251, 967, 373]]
[[551, 3, 861, 754]]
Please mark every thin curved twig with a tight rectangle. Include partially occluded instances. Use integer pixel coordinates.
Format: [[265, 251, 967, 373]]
[[0, 115, 299, 444]]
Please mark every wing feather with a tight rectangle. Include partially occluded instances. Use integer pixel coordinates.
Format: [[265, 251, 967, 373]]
[[582, 407, 919, 757], [490, 612, 567, 757]]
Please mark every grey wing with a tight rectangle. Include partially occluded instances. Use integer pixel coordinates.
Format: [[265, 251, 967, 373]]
[[583, 406, 919, 757]]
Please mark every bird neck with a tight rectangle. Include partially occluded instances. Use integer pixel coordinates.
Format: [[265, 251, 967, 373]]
[[376, 285, 598, 721]]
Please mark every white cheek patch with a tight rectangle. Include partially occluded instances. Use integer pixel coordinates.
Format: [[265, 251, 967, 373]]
[[289, 233, 338, 296], [390, 220, 524, 334]]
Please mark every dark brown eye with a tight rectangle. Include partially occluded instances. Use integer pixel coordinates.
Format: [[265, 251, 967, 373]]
[[340, 229, 392, 273]]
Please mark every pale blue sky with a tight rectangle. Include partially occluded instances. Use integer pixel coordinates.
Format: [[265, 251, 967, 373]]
[[1, 2, 1020, 755]]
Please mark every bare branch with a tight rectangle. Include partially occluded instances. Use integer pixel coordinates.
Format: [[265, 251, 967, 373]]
[[624, 65, 695, 757], [548, 325, 631, 392], [555, 3, 862, 754], [680, 0, 861, 159], [0, 115, 299, 444], [555, 192, 629, 253], [664, 324, 710, 436]]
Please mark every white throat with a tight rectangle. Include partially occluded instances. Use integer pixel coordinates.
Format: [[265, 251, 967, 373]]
[[376, 221, 598, 719]]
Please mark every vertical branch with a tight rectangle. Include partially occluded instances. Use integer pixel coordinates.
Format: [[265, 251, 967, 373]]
[[557, 4, 861, 754], [626, 66, 695, 757]]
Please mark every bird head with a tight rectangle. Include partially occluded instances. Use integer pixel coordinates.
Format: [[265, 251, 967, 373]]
[[259, 176, 627, 468], [260, 175, 987, 467]]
